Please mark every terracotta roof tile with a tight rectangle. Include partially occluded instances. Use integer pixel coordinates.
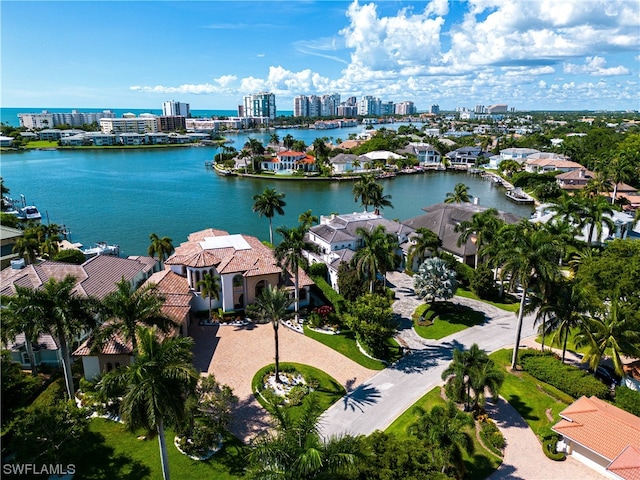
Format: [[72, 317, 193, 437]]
[[608, 446, 640, 480], [553, 396, 640, 462]]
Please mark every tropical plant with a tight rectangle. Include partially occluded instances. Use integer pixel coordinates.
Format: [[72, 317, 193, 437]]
[[576, 195, 616, 245], [247, 396, 363, 479], [413, 257, 458, 304], [498, 221, 562, 369], [409, 401, 474, 478], [1, 287, 48, 374], [28, 275, 99, 399], [369, 182, 394, 215], [148, 233, 174, 267], [12, 229, 40, 264], [575, 297, 640, 377], [343, 293, 395, 358], [298, 209, 318, 228], [274, 225, 318, 323], [196, 272, 221, 321], [407, 228, 441, 271], [98, 278, 176, 354], [98, 326, 198, 480], [353, 225, 398, 293], [444, 183, 472, 204], [352, 175, 377, 212], [253, 285, 293, 383], [252, 187, 287, 244], [454, 208, 500, 269]]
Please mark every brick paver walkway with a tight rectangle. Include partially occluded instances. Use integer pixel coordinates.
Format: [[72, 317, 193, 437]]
[[190, 322, 376, 442]]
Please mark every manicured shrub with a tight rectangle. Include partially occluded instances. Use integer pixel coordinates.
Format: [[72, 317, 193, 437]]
[[311, 275, 346, 313], [519, 350, 610, 400], [479, 418, 505, 455], [541, 434, 566, 461], [308, 262, 328, 278], [615, 385, 640, 417], [52, 248, 87, 265], [470, 263, 498, 300], [30, 377, 66, 408]]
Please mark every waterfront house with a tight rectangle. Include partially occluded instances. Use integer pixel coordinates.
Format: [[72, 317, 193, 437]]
[[165, 228, 313, 313], [555, 168, 595, 192], [329, 153, 372, 174], [261, 151, 317, 173], [487, 147, 540, 169], [4, 333, 64, 370], [399, 143, 442, 168], [445, 146, 486, 170], [305, 212, 414, 290], [402, 203, 521, 267], [1, 255, 159, 370], [524, 153, 582, 173], [553, 396, 640, 480], [0, 136, 14, 147], [0, 224, 23, 269], [74, 268, 193, 380]]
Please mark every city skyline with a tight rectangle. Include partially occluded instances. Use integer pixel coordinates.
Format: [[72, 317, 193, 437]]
[[2, 0, 639, 112]]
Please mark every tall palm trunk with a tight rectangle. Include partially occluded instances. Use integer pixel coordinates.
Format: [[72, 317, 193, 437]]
[[294, 270, 300, 324], [541, 317, 546, 352], [562, 328, 569, 363], [511, 289, 528, 370], [157, 418, 171, 480], [273, 322, 281, 383], [25, 338, 37, 375], [58, 332, 75, 400], [268, 218, 273, 244]]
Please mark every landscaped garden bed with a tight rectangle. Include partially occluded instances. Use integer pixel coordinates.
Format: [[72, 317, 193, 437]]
[[412, 301, 486, 339]]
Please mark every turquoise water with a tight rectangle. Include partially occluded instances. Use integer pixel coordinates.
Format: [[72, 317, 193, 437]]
[[1, 143, 534, 256]]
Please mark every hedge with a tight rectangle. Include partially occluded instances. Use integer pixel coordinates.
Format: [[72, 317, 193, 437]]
[[615, 385, 640, 417], [310, 275, 346, 313], [519, 350, 610, 400], [541, 434, 566, 461]]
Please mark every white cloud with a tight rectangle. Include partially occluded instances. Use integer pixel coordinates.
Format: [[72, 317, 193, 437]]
[[564, 56, 630, 76]]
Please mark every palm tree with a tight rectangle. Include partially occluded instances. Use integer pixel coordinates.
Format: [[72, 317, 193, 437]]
[[282, 134, 295, 150], [245, 137, 265, 156], [407, 228, 441, 271], [575, 297, 640, 377], [31, 275, 99, 399], [1, 287, 48, 374], [12, 231, 40, 265], [252, 187, 287, 244], [148, 233, 174, 268], [195, 273, 221, 321], [533, 279, 590, 361], [298, 209, 318, 228], [247, 396, 362, 479], [607, 153, 636, 204], [98, 327, 198, 480], [369, 183, 393, 215], [409, 401, 474, 478], [576, 195, 616, 245], [444, 183, 472, 204], [274, 225, 317, 323], [253, 285, 292, 383], [269, 133, 280, 147], [351, 175, 377, 212], [354, 225, 397, 293], [98, 278, 176, 354], [499, 222, 562, 369], [455, 208, 500, 269]]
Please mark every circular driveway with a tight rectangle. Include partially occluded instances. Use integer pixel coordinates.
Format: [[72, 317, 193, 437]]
[[190, 322, 376, 442]]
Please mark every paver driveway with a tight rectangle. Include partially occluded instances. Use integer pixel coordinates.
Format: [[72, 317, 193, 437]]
[[190, 322, 376, 442]]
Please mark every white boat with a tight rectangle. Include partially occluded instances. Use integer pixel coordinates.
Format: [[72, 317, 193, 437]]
[[82, 242, 120, 258]]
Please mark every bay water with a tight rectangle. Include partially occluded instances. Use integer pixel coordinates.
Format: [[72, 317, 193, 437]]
[[1, 125, 534, 256]]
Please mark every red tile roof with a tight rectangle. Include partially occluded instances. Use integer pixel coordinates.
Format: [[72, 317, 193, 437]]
[[553, 396, 640, 463], [609, 446, 640, 480]]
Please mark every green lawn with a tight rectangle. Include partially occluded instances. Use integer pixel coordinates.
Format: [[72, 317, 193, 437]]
[[413, 302, 486, 340], [455, 288, 520, 313], [304, 326, 390, 370], [385, 387, 502, 480], [24, 140, 58, 149], [82, 418, 246, 480], [489, 349, 574, 437], [251, 362, 346, 418]]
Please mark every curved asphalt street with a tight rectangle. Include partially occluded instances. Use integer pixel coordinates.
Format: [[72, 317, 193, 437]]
[[319, 270, 536, 438]]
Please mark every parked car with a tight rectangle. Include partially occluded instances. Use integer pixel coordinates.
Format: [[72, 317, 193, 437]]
[[591, 364, 621, 388]]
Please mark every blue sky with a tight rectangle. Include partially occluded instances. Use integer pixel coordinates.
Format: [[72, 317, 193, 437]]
[[2, 0, 639, 112]]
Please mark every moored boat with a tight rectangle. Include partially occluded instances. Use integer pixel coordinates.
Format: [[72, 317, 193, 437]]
[[82, 242, 120, 258], [505, 187, 535, 204]]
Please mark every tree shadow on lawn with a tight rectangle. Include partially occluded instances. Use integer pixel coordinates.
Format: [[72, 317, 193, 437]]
[[436, 302, 487, 327], [486, 396, 537, 431], [72, 431, 151, 480]]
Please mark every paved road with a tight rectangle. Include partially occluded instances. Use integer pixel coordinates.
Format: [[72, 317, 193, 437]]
[[320, 271, 536, 438]]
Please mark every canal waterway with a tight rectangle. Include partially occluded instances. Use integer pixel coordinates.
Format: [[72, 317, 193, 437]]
[[1, 126, 534, 256]]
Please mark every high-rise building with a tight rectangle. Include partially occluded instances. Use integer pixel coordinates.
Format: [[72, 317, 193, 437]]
[[430, 104, 440, 115], [18, 110, 116, 129], [162, 100, 190, 117], [358, 96, 381, 116], [487, 104, 508, 114], [294, 96, 309, 117], [242, 92, 276, 119], [394, 101, 417, 115]]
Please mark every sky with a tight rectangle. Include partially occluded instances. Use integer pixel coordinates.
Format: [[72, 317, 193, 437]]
[[2, 0, 639, 112]]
